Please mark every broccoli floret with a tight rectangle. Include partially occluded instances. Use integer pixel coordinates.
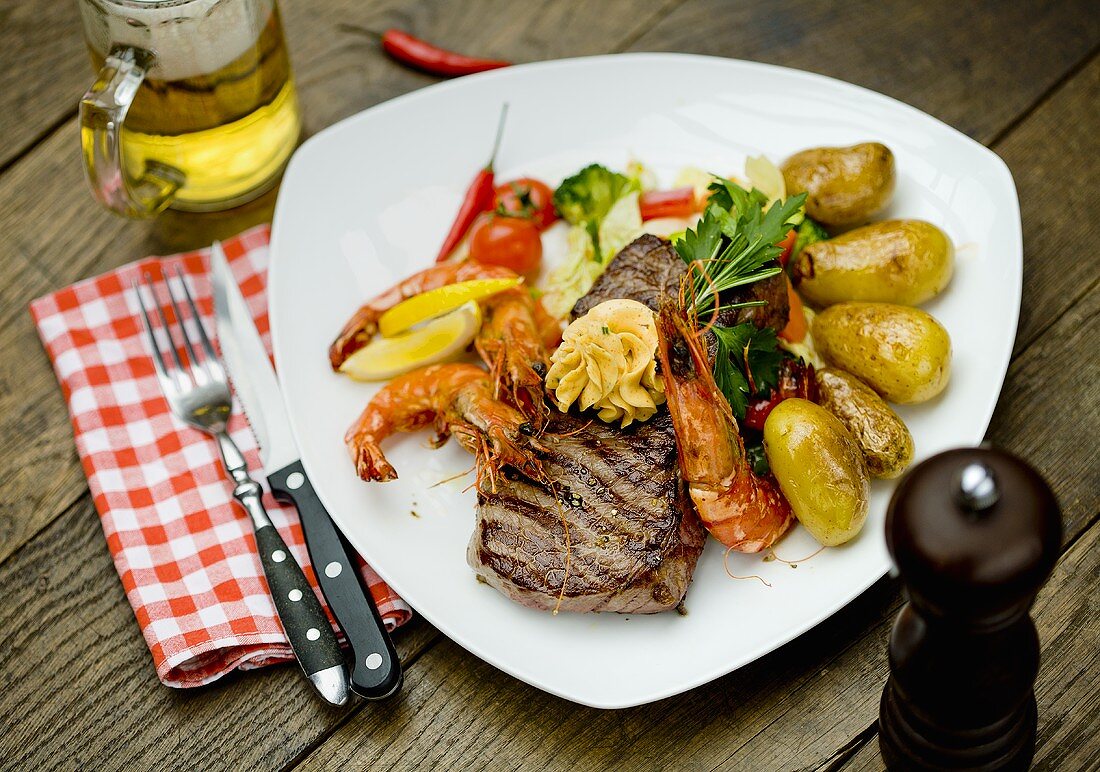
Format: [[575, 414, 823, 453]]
[[792, 216, 830, 258], [552, 164, 639, 261]]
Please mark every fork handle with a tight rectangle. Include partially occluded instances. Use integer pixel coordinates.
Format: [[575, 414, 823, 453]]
[[216, 434, 349, 705]]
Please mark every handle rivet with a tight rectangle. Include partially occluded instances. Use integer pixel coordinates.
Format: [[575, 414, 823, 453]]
[[324, 561, 343, 578], [306, 628, 321, 641], [272, 549, 286, 563], [286, 472, 305, 490], [288, 589, 303, 602], [365, 653, 383, 670]]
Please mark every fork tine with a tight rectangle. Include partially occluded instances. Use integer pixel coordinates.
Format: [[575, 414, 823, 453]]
[[132, 279, 175, 395], [173, 265, 219, 363], [164, 269, 203, 382], [143, 272, 189, 378]]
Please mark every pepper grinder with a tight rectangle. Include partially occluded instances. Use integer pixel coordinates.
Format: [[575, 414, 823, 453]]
[[879, 448, 1062, 770]]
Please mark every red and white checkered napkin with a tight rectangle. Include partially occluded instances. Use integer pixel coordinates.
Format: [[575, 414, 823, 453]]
[[29, 225, 411, 688]]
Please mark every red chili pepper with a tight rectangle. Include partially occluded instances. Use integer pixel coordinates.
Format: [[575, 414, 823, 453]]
[[382, 29, 511, 77], [638, 187, 698, 221], [435, 105, 510, 263]]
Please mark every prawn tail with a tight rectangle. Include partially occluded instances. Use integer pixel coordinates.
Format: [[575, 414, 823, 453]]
[[349, 436, 398, 482]]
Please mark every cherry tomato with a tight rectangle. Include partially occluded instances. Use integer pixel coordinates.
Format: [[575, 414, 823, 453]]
[[468, 213, 543, 274], [776, 228, 797, 267], [744, 393, 784, 431], [639, 187, 698, 221], [493, 177, 558, 230]]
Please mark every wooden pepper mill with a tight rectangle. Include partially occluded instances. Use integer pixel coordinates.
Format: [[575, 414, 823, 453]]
[[879, 448, 1062, 770]]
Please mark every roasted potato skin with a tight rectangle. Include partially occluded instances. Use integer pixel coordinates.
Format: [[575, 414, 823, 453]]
[[781, 143, 896, 227], [812, 302, 951, 404], [793, 220, 954, 307], [763, 398, 870, 547], [816, 367, 914, 478]]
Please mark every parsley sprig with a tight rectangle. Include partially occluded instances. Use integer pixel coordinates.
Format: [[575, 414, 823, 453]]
[[711, 323, 783, 419], [674, 177, 806, 316], [671, 174, 804, 419]]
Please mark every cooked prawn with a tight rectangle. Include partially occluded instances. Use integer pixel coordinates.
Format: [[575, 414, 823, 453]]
[[476, 287, 553, 423], [330, 260, 557, 422], [655, 304, 793, 552], [329, 260, 516, 370], [345, 363, 545, 492]]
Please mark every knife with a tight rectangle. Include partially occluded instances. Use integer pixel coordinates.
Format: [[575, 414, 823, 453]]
[[210, 242, 402, 700]]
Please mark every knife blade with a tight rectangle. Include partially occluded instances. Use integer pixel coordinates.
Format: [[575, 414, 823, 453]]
[[210, 242, 402, 700]]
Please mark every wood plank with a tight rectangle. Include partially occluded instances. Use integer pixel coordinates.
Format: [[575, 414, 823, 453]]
[[1, 3, 1097, 771], [0, 0, 679, 172], [626, 0, 1100, 144], [995, 56, 1100, 355], [298, 579, 902, 771], [0, 4, 684, 770], [0, 493, 439, 772], [0, 0, 677, 567], [840, 519, 1100, 772], [297, 279, 1100, 769], [0, 0, 87, 170]]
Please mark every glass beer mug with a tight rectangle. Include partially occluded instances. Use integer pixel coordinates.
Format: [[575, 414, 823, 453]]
[[78, 0, 301, 217]]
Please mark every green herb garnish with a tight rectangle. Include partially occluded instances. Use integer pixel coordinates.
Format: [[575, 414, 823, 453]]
[[674, 177, 805, 316], [711, 323, 783, 419]]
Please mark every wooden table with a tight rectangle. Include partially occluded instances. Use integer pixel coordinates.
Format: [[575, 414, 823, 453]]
[[1, 1, 1097, 769]]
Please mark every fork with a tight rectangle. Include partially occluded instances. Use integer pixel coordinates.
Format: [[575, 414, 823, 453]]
[[133, 268, 351, 706]]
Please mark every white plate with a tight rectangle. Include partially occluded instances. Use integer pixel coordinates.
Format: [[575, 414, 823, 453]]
[[269, 54, 1021, 708]]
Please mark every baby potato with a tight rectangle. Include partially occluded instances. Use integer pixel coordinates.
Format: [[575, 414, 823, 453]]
[[763, 398, 870, 546], [793, 220, 954, 307], [816, 367, 914, 478], [813, 302, 951, 404], [781, 143, 896, 227]]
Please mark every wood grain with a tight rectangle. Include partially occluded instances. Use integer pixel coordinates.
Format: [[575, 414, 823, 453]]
[[0, 0, 87, 170], [840, 519, 1100, 772], [1, 1, 1098, 770], [0, 0, 677, 567], [0, 493, 439, 772], [0, 2, 681, 769], [996, 56, 1100, 355], [626, 0, 1100, 144], [297, 52, 1100, 766], [295, 282, 1100, 770], [294, 274, 1100, 769]]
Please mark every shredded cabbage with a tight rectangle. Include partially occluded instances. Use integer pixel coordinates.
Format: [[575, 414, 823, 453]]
[[540, 191, 642, 318], [626, 160, 658, 192]]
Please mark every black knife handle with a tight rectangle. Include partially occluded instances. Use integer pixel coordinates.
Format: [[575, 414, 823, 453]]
[[254, 524, 346, 680], [270, 460, 403, 700]]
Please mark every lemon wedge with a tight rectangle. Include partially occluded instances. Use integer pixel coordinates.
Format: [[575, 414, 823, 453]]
[[340, 301, 481, 381], [378, 277, 519, 338]]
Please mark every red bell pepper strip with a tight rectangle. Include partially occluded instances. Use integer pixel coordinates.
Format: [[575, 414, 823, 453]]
[[435, 105, 509, 263], [382, 29, 511, 77], [778, 276, 808, 343], [776, 228, 797, 267], [638, 187, 698, 221]]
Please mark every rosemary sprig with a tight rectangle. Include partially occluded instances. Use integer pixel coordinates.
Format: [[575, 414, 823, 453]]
[[674, 177, 805, 316]]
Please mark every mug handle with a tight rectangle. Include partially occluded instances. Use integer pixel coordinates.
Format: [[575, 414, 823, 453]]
[[79, 47, 184, 218]]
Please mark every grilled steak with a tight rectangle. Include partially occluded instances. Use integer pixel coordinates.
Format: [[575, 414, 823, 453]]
[[572, 234, 789, 331], [468, 411, 705, 613], [468, 234, 787, 613]]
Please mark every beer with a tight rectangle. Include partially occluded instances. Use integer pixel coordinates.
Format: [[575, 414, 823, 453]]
[[79, 0, 301, 213]]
